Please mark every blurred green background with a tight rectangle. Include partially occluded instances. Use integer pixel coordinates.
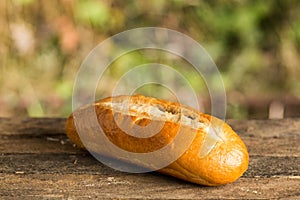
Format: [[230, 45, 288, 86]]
[[1, 0, 300, 119]]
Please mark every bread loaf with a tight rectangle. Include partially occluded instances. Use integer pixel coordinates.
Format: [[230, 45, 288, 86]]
[[65, 94, 249, 186]]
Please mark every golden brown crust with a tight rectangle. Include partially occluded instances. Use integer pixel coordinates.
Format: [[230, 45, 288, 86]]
[[159, 120, 249, 185], [65, 114, 84, 148], [65, 94, 249, 186]]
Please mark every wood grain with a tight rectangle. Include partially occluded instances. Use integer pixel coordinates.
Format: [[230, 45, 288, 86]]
[[0, 154, 299, 177], [1, 175, 299, 199], [0, 117, 299, 199]]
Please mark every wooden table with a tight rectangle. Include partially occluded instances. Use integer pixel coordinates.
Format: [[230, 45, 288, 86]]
[[0, 118, 299, 199]]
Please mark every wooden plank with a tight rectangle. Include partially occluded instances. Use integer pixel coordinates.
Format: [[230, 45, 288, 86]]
[[0, 117, 299, 199], [0, 174, 299, 199], [0, 154, 299, 178], [0, 136, 81, 154], [227, 118, 300, 138], [1, 117, 300, 138], [0, 135, 299, 156], [0, 117, 66, 136], [242, 136, 300, 157], [0, 118, 299, 156]]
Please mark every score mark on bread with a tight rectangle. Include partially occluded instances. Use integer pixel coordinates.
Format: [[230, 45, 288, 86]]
[[66, 94, 249, 186]]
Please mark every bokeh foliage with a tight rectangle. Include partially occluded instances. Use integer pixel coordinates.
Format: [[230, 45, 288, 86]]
[[0, 0, 300, 118]]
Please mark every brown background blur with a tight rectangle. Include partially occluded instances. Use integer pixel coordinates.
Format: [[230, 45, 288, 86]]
[[1, 0, 300, 119]]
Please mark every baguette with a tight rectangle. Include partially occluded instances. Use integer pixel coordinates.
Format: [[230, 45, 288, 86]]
[[66, 94, 249, 186]]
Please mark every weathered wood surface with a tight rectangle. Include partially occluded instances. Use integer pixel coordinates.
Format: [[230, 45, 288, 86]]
[[0, 117, 299, 199]]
